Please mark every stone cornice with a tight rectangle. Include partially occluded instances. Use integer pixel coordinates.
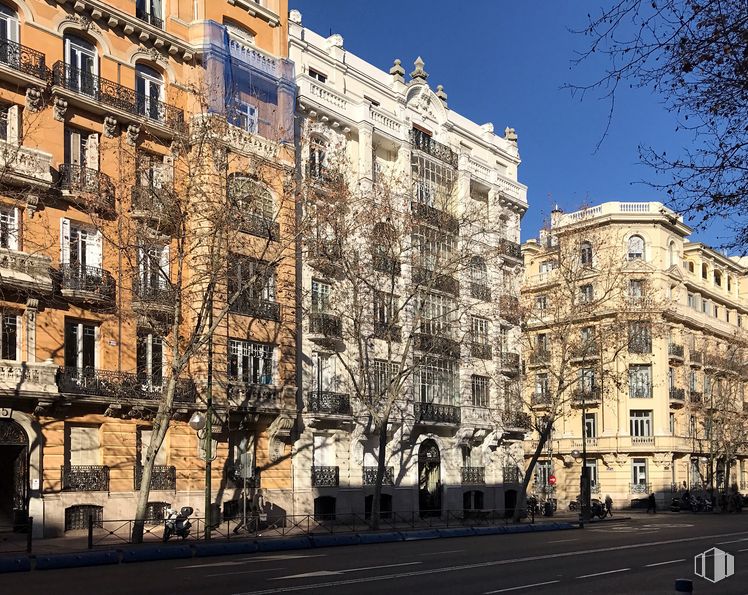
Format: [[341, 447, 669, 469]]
[[227, 0, 281, 27]]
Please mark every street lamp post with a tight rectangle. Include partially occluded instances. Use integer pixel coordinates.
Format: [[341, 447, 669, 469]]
[[573, 395, 591, 527]]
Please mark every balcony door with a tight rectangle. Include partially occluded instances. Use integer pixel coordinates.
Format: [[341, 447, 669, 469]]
[[138, 244, 169, 293], [64, 320, 97, 370], [64, 36, 97, 95], [311, 352, 336, 394], [137, 332, 163, 388], [61, 220, 102, 274], [136, 64, 163, 120]]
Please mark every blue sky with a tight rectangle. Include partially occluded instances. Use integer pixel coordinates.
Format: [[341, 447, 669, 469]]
[[291, 1, 725, 246]]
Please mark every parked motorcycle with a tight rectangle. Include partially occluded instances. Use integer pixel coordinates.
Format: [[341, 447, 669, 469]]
[[163, 506, 194, 542], [590, 498, 608, 519], [670, 498, 682, 512]]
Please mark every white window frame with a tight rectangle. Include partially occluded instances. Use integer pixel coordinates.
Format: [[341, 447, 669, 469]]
[[630, 410, 653, 437], [0, 204, 18, 250], [229, 339, 274, 385]]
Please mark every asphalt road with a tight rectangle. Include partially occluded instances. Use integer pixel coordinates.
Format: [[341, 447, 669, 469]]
[[5, 514, 748, 595]]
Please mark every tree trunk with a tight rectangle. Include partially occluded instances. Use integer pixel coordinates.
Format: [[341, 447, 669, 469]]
[[132, 377, 176, 543], [370, 416, 389, 531], [512, 417, 554, 523]]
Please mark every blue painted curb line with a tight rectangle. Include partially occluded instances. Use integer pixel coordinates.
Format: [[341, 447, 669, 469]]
[[0, 522, 577, 573]]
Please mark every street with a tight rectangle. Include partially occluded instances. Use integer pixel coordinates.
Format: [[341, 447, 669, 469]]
[[4, 514, 748, 595]]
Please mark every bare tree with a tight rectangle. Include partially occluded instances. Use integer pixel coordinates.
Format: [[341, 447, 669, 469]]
[[517, 212, 669, 521], [570, 1, 748, 248]]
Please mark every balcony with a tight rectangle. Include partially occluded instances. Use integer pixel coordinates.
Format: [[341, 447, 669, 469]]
[[58, 164, 115, 215], [134, 464, 177, 491], [689, 390, 703, 406], [461, 466, 485, 485], [503, 410, 531, 430], [60, 264, 116, 304], [500, 351, 520, 375], [410, 201, 459, 234], [373, 321, 402, 343], [410, 128, 458, 168], [136, 7, 164, 29], [0, 248, 53, 294], [51, 62, 184, 131], [0, 141, 53, 187], [132, 281, 174, 316], [307, 391, 351, 416], [237, 212, 280, 241], [503, 466, 521, 483], [227, 382, 283, 412], [307, 240, 342, 275], [412, 266, 459, 295], [668, 343, 685, 363], [130, 186, 176, 232], [571, 342, 600, 361], [61, 465, 109, 491], [305, 164, 345, 190], [309, 311, 342, 337], [0, 39, 47, 83], [470, 342, 492, 360], [229, 295, 281, 322], [362, 466, 394, 486], [531, 392, 551, 408], [689, 351, 703, 366], [57, 367, 196, 404], [413, 332, 460, 358], [499, 295, 520, 325], [669, 387, 686, 406], [311, 465, 339, 487], [628, 339, 652, 355], [629, 385, 653, 399], [372, 253, 401, 276], [470, 282, 491, 301], [414, 402, 461, 425], [571, 386, 601, 406], [630, 482, 652, 494], [498, 239, 522, 261], [631, 436, 655, 446], [528, 349, 550, 367]]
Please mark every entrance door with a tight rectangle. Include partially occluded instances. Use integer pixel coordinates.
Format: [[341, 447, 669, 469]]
[[0, 420, 28, 531], [418, 439, 441, 517], [504, 489, 517, 518]]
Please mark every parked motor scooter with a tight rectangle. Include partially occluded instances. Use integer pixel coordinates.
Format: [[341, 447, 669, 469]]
[[163, 506, 194, 542], [590, 498, 608, 519]]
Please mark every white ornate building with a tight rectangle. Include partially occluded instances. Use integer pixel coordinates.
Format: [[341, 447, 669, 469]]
[[289, 11, 529, 519]]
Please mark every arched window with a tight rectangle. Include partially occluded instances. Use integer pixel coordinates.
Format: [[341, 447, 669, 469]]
[[136, 63, 164, 121], [64, 35, 97, 96], [470, 256, 488, 285], [227, 174, 273, 220], [580, 241, 593, 266], [627, 235, 645, 260], [308, 136, 327, 180], [225, 20, 255, 50], [668, 241, 676, 267], [0, 4, 19, 46]]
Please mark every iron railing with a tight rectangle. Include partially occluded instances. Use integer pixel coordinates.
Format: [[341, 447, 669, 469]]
[[498, 238, 522, 260], [135, 7, 164, 29], [689, 351, 704, 365], [470, 282, 491, 301], [227, 381, 281, 410], [461, 466, 485, 485], [572, 386, 601, 403], [410, 201, 459, 234], [669, 343, 685, 359], [131, 185, 175, 221], [500, 352, 520, 371], [239, 212, 280, 240], [414, 402, 461, 424], [372, 253, 401, 276], [60, 263, 116, 301], [413, 332, 460, 358], [373, 321, 402, 342], [311, 465, 339, 487], [132, 280, 174, 307], [0, 38, 47, 79], [531, 392, 551, 407], [630, 482, 652, 494], [669, 387, 686, 402], [690, 390, 703, 405], [134, 465, 177, 491], [58, 164, 116, 213], [629, 385, 653, 399], [412, 266, 459, 295], [61, 465, 110, 491], [229, 295, 281, 321], [362, 466, 394, 485], [307, 391, 351, 415], [309, 312, 342, 337], [57, 367, 197, 403], [529, 349, 551, 366], [499, 295, 520, 324], [503, 466, 521, 483], [470, 342, 492, 360], [51, 61, 184, 128], [504, 411, 531, 429], [409, 128, 458, 167]]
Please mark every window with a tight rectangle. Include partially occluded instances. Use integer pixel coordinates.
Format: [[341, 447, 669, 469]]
[[64, 320, 97, 369], [311, 352, 336, 393], [0, 205, 18, 250], [373, 291, 398, 329], [587, 460, 598, 488], [311, 279, 331, 313], [229, 340, 273, 385], [714, 270, 722, 286], [579, 326, 596, 351], [702, 263, 708, 280], [0, 313, 17, 360], [308, 136, 327, 179], [136, 152, 167, 191], [228, 256, 275, 303], [689, 369, 698, 391], [471, 375, 489, 407], [536, 333, 549, 353], [139, 426, 167, 466], [136, 64, 163, 121], [539, 260, 556, 274], [632, 458, 647, 486], [628, 322, 652, 353], [687, 293, 696, 310], [584, 413, 597, 438], [229, 101, 258, 134], [535, 373, 549, 399], [228, 175, 273, 220], [579, 284, 593, 303], [415, 355, 459, 405], [64, 36, 97, 95], [67, 424, 100, 466], [137, 332, 163, 387], [702, 299, 709, 314], [0, 104, 8, 142], [0, 5, 19, 48], [668, 367, 676, 390], [411, 153, 455, 211], [64, 127, 89, 168], [669, 412, 676, 434], [535, 460, 551, 486], [470, 256, 488, 285], [579, 368, 596, 392], [668, 241, 676, 267], [628, 364, 652, 398], [372, 359, 398, 397], [308, 68, 327, 83], [629, 279, 644, 298], [689, 415, 696, 437], [471, 316, 489, 345], [137, 243, 169, 294], [714, 304, 719, 318], [414, 226, 456, 271], [627, 235, 645, 260], [580, 241, 593, 266], [630, 410, 653, 437], [535, 295, 548, 313], [136, 0, 163, 27], [420, 291, 455, 337]]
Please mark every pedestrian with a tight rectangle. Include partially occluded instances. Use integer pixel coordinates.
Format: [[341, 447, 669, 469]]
[[647, 492, 657, 514], [604, 494, 613, 518]]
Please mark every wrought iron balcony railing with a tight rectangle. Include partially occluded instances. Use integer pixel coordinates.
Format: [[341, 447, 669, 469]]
[[136, 7, 164, 29], [311, 465, 339, 487], [571, 343, 600, 360], [412, 266, 459, 295], [307, 390, 351, 415], [238, 212, 280, 240], [669, 387, 686, 402], [363, 466, 394, 485], [414, 402, 461, 425], [309, 312, 342, 338], [470, 282, 491, 301], [461, 466, 485, 485], [498, 238, 522, 260], [669, 343, 685, 360], [131, 185, 176, 222], [689, 351, 704, 366], [0, 38, 47, 80], [529, 349, 550, 366], [132, 280, 174, 308], [572, 386, 601, 403], [503, 410, 531, 429], [501, 351, 520, 371], [470, 342, 492, 360], [59, 164, 115, 213], [409, 128, 458, 167], [61, 465, 110, 491], [372, 253, 401, 276], [628, 338, 652, 354], [629, 385, 653, 399], [51, 61, 184, 129], [57, 367, 196, 403], [410, 201, 459, 234], [229, 295, 281, 321], [227, 381, 282, 410], [60, 263, 116, 302], [689, 390, 703, 405], [503, 466, 521, 483], [134, 464, 177, 491], [499, 295, 520, 324], [531, 392, 551, 407], [373, 321, 402, 342], [413, 332, 461, 358], [630, 482, 651, 494]]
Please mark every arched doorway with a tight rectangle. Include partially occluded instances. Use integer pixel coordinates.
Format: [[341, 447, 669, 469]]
[[418, 439, 441, 517], [0, 419, 29, 530]]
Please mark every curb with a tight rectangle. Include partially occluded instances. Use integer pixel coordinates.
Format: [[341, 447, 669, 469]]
[[0, 522, 577, 573]]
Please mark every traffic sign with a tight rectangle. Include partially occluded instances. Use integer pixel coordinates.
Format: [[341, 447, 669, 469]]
[[548, 475, 557, 485]]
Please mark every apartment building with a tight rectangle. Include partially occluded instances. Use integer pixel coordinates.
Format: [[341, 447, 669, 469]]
[[522, 201, 748, 508], [289, 11, 529, 519], [0, 0, 296, 536]]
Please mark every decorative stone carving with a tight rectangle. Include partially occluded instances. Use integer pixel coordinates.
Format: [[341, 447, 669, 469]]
[[410, 56, 428, 81], [138, 45, 167, 65], [126, 123, 141, 145], [62, 13, 101, 35], [53, 97, 68, 122], [326, 34, 344, 48], [602, 453, 626, 469], [653, 453, 672, 469], [289, 9, 302, 24], [436, 84, 448, 106], [103, 116, 118, 138], [504, 127, 518, 143], [25, 194, 39, 215], [104, 404, 123, 417], [563, 454, 575, 467], [25, 88, 43, 113], [268, 414, 294, 463], [33, 401, 53, 418], [389, 58, 405, 83]]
